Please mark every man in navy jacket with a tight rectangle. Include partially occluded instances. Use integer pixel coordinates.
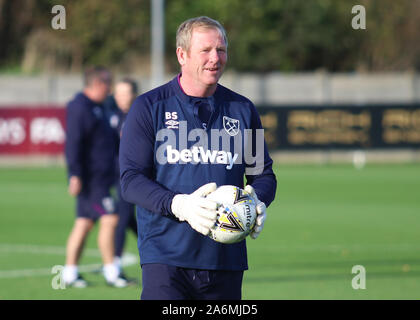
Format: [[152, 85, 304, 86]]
[[64, 66, 127, 288], [120, 17, 277, 299]]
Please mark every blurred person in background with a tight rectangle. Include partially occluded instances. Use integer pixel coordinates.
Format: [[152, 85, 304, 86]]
[[105, 78, 139, 281], [64, 66, 128, 288]]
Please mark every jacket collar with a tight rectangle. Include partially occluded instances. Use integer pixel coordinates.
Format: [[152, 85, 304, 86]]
[[170, 74, 222, 106]]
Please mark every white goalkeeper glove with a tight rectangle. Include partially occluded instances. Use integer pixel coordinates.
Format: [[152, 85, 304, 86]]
[[171, 182, 219, 236], [245, 185, 267, 239]]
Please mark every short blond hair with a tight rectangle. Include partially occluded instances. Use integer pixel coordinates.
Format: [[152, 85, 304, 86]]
[[176, 16, 228, 52]]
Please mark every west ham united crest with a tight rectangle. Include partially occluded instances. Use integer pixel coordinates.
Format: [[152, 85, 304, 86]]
[[223, 116, 240, 136]]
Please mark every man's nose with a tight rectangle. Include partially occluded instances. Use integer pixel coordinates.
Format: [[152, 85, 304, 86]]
[[209, 49, 220, 63]]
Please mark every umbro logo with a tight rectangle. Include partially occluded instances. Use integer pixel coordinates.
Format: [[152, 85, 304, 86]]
[[165, 112, 179, 129]]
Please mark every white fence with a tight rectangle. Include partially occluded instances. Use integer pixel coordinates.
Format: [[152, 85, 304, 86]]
[[0, 72, 419, 106]]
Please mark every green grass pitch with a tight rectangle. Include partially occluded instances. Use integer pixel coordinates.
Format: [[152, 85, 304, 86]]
[[0, 163, 419, 299]]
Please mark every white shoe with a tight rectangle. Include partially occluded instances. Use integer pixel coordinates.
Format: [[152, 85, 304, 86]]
[[65, 275, 88, 288], [106, 276, 129, 288]]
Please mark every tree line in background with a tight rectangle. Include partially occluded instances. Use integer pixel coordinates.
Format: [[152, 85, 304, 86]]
[[0, 0, 419, 74]]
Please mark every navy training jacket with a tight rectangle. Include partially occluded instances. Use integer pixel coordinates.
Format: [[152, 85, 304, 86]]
[[119, 76, 277, 270], [65, 92, 117, 189]]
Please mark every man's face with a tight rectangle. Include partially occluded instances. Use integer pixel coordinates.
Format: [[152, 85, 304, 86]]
[[91, 72, 112, 103], [178, 27, 227, 91], [95, 80, 111, 103], [114, 82, 134, 113]]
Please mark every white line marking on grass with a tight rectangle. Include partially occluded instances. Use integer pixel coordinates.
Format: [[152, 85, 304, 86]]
[[0, 243, 101, 257], [260, 243, 420, 253], [0, 243, 138, 279]]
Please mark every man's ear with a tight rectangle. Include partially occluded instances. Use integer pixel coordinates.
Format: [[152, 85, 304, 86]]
[[176, 47, 187, 66]]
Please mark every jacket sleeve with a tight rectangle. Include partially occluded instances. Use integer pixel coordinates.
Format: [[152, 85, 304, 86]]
[[245, 103, 277, 207], [65, 102, 84, 178], [119, 96, 177, 216]]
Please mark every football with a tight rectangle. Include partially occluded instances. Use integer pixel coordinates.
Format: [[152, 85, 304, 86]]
[[206, 185, 257, 244]]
